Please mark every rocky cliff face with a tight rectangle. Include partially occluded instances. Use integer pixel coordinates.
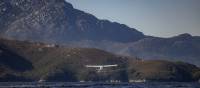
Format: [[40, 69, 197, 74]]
[[0, 0, 144, 43]]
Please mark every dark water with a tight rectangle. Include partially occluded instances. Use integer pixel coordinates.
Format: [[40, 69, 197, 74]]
[[0, 82, 199, 88]]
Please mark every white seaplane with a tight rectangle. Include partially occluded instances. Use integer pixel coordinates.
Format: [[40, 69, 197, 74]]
[[86, 64, 118, 72]]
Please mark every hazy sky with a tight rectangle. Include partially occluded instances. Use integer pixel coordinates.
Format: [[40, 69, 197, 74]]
[[65, 0, 200, 37]]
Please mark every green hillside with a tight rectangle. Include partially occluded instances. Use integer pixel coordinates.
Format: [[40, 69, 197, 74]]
[[0, 38, 199, 82]]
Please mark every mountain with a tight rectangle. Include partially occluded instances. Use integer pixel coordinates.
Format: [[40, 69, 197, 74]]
[[63, 34, 200, 66], [129, 33, 200, 65], [0, 0, 144, 43], [0, 38, 200, 82], [0, 0, 199, 66]]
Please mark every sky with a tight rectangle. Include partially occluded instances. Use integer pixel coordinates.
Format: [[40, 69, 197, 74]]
[[65, 0, 200, 37]]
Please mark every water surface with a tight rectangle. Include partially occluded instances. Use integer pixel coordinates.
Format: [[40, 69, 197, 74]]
[[0, 82, 199, 88]]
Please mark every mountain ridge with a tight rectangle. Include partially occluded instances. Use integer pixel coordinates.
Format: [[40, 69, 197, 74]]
[[0, 0, 199, 66], [0, 0, 145, 43]]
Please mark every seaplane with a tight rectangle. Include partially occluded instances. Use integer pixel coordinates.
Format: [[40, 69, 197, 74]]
[[86, 64, 118, 72]]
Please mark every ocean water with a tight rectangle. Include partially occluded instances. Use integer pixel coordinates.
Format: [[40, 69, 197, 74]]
[[0, 82, 199, 88]]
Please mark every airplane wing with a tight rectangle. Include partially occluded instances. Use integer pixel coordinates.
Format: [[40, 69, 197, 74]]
[[103, 65, 118, 67], [86, 65, 118, 68], [86, 65, 102, 68]]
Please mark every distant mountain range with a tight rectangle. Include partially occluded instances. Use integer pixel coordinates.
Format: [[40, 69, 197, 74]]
[[0, 0, 200, 67], [0, 38, 199, 82], [67, 33, 200, 66]]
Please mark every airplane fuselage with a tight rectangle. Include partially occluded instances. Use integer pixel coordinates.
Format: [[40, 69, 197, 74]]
[[86, 65, 118, 72]]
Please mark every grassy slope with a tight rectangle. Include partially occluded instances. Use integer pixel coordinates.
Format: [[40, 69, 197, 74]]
[[128, 60, 200, 82], [0, 38, 199, 82]]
